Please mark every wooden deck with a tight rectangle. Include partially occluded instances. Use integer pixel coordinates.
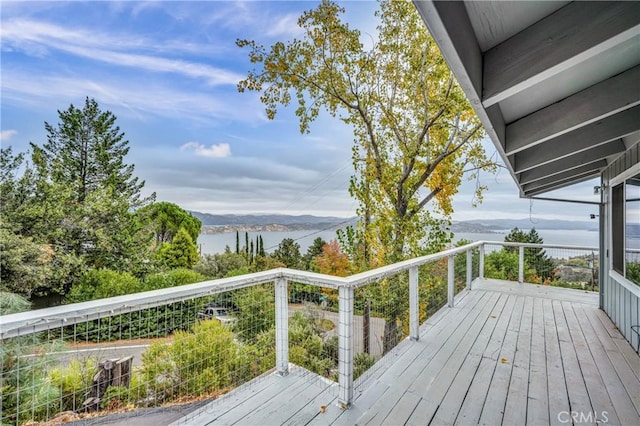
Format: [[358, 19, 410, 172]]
[[173, 279, 640, 426]]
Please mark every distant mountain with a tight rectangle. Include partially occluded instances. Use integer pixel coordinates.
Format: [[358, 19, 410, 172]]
[[190, 212, 355, 227], [459, 218, 598, 232], [190, 212, 600, 234]]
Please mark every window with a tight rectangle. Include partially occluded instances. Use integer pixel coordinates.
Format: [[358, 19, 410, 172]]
[[612, 172, 640, 285]]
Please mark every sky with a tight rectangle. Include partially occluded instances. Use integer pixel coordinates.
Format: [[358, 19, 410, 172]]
[[1, 0, 602, 223]]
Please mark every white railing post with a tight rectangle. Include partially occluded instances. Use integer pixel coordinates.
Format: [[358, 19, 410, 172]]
[[338, 285, 354, 408], [466, 249, 472, 290], [448, 256, 455, 308], [409, 267, 419, 341], [479, 244, 485, 279], [275, 278, 289, 376], [518, 246, 525, 284]]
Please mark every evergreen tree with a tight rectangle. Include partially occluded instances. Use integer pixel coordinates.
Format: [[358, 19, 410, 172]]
[[273, 238, 302, 268], [236, 231, 240, 254], [37, 97, 151, 206], [245, 232, 249, 257], [258, 235, 265, 257], [137, 201, 201, 245], [156, 227, 199, 269], [302, 237, 327, 270]]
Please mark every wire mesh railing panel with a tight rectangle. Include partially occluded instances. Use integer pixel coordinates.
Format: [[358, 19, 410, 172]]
[[1, 285, 277, 425], [352, 273, 409, 388], [536, 247, 599, 291], [287, 283, 340, 392], [419, 260, 449, 321]]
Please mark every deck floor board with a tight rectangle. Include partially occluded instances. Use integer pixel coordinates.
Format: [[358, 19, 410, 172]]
[[172, 279, 639, 426]]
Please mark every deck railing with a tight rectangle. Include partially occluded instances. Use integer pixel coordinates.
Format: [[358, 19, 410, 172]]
[[1, 240, 599, 424]]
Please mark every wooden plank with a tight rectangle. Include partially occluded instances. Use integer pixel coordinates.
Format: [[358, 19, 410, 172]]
[[561, 301, 621, 425], [593, 308, 640, 381], [398, 292, 503, 423], [506, 65, 640, 155], [475, 279, 598, 306], [352, 292, 500, 425], [376, 390, 422, 425], [527, 297, 549, 425], [542, 298, 570, 425], [175, 376, 279, 426], [478, 296, 524, 425], [482, 1, 639, 106], [329, 291, 491, 426], [207, 374, 312, 425], [282, 384, 338, 426], [355, 289, 489, 389], [502, 296, 533, 425], [428, 294, 510, 425], [455, 295, 517, 424], [239, 376, 328, 425], [551, 300, 594, 424], [574, 304, 640, 425]]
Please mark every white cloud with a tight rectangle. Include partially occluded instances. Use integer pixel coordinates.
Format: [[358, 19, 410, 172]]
[[1, 19, 238, 85], [0, 71, 265, 124], [0, 130, 17, 141], [180, 142, 231, 158], [266, 13, 303, 38]]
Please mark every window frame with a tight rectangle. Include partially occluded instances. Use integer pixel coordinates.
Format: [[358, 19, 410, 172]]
[[609, 162, 640, 293]]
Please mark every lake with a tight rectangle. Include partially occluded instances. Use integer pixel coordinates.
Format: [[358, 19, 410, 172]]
[[197, 228, 601, 255]]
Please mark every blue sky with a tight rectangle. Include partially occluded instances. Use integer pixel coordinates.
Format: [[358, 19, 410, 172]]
[[1, 1, 601, 222]]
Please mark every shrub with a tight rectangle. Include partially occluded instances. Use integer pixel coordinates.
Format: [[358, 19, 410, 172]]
[[66, 269, 142, 303]]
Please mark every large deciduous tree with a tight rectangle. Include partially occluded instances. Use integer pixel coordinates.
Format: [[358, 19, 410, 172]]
[[238, 0, 495, 266]]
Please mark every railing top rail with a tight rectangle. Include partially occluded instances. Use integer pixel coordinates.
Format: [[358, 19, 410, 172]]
[[347, 241, 484, 288], [482, 241, 599, 251], [0, 239, 602, 338]]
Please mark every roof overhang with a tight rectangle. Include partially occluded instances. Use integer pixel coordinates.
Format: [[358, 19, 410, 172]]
[[413, 1, 640, 198]]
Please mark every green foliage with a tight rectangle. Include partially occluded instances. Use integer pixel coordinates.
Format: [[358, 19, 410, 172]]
[[484, 250, 520, 281], [0, 291, 31, 315], [1, 99, 157, 297], [354, 352, 376, 380], [628, 262, 640, 285], [302, 237, 327, 270], [504, 228, 555, 279], [233, 285, 275, 342], [142, 269, 205, 291], [272, 238, 302, 268], [137, 201, 201, 245], [48, 358, 97, 412], [141, 319, 265, 401], [155, 228, 199, 269], [66, 269, 143, 303], [39, 97, 150, 206], [238, 0, 493, 266], [63, 268, 205, 342], [194, 252, 248, 278]]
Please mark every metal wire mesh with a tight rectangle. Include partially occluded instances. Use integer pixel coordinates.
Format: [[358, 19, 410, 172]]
[[0, 286, 277, 425]]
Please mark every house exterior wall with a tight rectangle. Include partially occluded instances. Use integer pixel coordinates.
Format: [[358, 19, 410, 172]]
[[601, 142, 640, 351]]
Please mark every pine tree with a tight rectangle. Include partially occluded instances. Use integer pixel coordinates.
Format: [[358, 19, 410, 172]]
[[236, 231, 240, 254], [38, 97, 152, 206]]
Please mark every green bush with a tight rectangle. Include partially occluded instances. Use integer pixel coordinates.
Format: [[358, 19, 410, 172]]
[[61, 268, 207, 342], [354, 352, 376, 379], [66, 269, 143, 303], [142, 268, 205, 291], [140, 319, 265, 401], [48, 358, 97, 413]]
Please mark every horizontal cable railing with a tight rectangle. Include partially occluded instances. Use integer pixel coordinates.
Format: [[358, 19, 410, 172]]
[[1, 240, 595, 424]]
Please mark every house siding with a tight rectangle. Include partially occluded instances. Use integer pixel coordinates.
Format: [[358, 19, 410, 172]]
[[602, 142, 640, 351]]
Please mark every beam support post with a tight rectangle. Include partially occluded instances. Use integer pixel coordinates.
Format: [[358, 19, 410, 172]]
[[409, 267, 419, 341], [275, 278, 289, 376]]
